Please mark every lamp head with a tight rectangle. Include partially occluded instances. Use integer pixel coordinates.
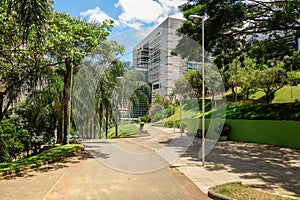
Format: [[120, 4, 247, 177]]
[[188, 14, 203, 20]]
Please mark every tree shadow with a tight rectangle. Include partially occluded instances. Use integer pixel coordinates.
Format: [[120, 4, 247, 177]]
[[3, 150, 94, 180], [181, 139, 300, 197]]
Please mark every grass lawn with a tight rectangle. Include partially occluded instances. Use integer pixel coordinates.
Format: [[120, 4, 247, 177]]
[[247, 85, 300, 103], [273, 85, 300, 103], [107, 123, 143, 138], [153, 100, 202, 127], [249, 90, 265, 100], [0, 144, 83, 173], [212, 183, 296, 200]]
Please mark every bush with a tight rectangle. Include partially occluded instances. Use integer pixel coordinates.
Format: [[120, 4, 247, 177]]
[[149, 104, 165, 122], [164, 105, 174, 118], [139, 115, 150, 123], [0, 137, 9, 163], [0, 117, 30, 162], [207, 103, 300, 121], [164, 118, 180, 128]]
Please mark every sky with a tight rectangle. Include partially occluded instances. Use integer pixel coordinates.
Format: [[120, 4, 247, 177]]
[[53, 0, 187, 62]]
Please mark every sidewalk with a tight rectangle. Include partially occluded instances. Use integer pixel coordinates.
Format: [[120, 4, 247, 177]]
[[154, 126, 300, 198]]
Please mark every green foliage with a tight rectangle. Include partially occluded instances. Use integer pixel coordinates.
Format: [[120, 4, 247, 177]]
[[287, 71, 300, 86], [149, 104, 165, 122], [0, 136, 9, 163], [211, 103, 300, 121], [0, 117, 30, 162], [173, 77, 193, 99], [213, 182, 292, 200], [253, 64, 287, 103], [95, 60, 125, 138], [179, 0, 300, 69], [139, 115, 150, 123], [152, 92, 165, 105], [0, 0, 54, 121], [164, 118, 180, 128], [149, 92, 174, 122], [107, 124, 142, 138], [164, 104, 174, 118], [173, 69, 205, 100]]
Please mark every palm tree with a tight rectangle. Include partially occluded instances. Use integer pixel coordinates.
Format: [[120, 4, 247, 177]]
[[96, 60, 125, 138]]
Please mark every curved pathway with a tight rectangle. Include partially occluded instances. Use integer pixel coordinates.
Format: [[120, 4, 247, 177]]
[[0, 127, 209, 200]]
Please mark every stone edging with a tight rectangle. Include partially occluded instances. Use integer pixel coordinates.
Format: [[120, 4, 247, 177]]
[[0, 147, 84, 180], [208, 182, 242, 200]]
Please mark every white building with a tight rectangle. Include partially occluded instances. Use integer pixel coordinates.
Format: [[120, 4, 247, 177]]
[[133, 17, 188, 99]]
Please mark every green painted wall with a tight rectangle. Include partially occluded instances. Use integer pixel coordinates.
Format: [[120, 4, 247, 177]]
[[226, 119, 300, 149], [183, 118, 300, 149]]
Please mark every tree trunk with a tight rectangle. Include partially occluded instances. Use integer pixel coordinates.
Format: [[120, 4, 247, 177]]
[[115, 109, 118, 138], [105, 104, 109, 139], [57, 105, 63, 143], [246, 90, 249, 100], [85, 116, 89, 139], [99, 104, 103, 139], [0, 93, 3, 121], [89, 117, 93, 139], [265, 88, 271, 104], [93, 116, 97, 139], [63, 59, 73, 144], [231, 87, 236, 101]]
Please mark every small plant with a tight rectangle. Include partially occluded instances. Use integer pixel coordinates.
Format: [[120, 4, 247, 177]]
[[139, 115, 150, 123]]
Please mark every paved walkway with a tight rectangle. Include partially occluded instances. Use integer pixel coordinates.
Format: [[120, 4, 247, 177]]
[[0, 137, 209, 200], [143, 126, 300, 198], [1, 124, 299, 199], [0, 154, 84, 200]]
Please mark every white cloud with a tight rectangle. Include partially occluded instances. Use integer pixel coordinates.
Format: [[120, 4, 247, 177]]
[[115, 0, 162, 23], [115, 0, 187, 29], [80, 7, 118, 25]]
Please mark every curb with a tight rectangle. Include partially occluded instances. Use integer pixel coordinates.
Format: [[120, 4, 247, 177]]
[[0, 147, 84, 180], [207, 182, 242, 200]]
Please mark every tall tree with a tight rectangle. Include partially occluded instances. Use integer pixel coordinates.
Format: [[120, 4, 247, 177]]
[[253, 63, 287, 103], [96, 60, 125, 138], [80, 40, 124, 139], [0, 0, 54, 121], [47, 12, 113, 143], [173, 70, 204, 101], [178, 0, 300, 68]]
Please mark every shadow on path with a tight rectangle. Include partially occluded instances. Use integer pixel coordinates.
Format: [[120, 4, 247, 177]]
[[3, 150, 93, 180], [181, 139, 300, 196]]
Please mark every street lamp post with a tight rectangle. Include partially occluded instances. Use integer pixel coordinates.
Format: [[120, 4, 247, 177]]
[[189, 14, 206, 166]]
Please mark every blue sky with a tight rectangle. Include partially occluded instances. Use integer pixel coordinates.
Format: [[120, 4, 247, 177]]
[[53, 0, 187, 62]]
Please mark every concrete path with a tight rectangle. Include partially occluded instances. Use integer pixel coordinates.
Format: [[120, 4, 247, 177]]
[[152, 126, 300, 198], [1, 124, 299, 199], [42, 139, 208, 200], [0, 135, 209, 200], [0, 154, 84, 200]]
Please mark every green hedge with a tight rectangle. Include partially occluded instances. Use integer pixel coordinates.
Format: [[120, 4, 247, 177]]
[[207, 103, 300, 121]]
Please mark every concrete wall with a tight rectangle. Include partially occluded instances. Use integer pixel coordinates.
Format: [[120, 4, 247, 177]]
[[226, 119, 300, 149], [183, 118, 300, 149]]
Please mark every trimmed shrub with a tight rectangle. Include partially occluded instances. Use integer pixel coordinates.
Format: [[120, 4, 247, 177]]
[[207, 103, 300, 121]]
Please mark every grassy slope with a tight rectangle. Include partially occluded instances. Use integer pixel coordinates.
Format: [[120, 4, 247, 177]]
[[249, 85, 300, 103], [0, 144, 83, 172], [107, 123, 143, 138], [153, 100, 201, 127], [273, 85, 300, 103]]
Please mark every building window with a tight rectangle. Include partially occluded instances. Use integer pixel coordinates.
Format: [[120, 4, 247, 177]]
[[153, 84, 160, 90]]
